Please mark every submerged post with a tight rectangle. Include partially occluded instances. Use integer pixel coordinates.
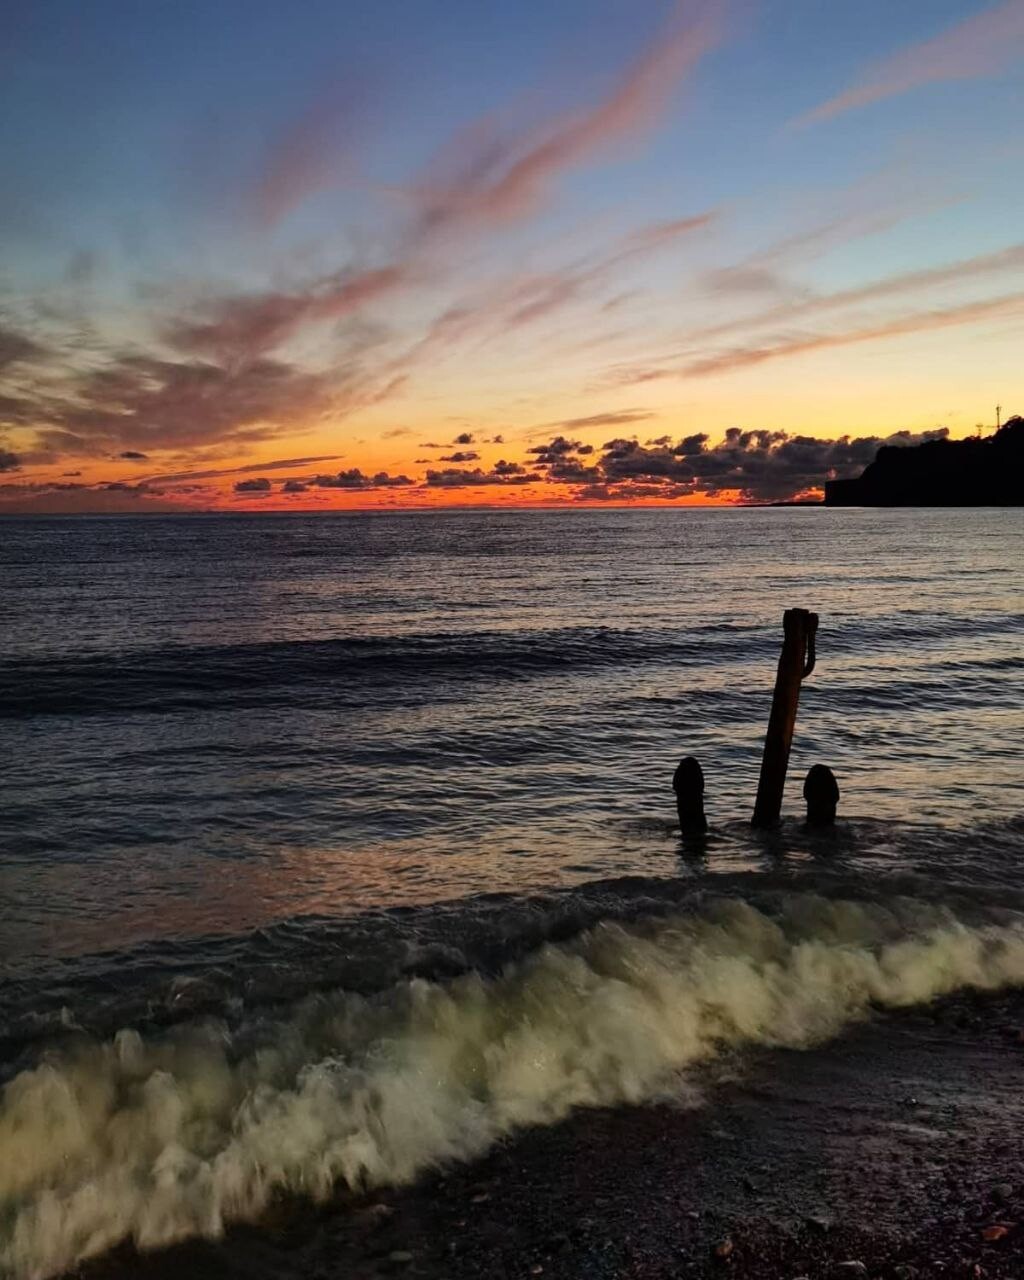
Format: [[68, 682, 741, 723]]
[[673, 756, 708, 833], [804, 764, 839, 826], [751, 608, 818, 828]]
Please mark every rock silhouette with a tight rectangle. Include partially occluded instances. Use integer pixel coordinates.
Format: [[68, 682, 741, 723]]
[[825, 416, 1022, 506]]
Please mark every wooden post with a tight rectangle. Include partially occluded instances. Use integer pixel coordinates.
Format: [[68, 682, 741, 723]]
[[673, 756, 707, 832], [751, 609, 818, 828]]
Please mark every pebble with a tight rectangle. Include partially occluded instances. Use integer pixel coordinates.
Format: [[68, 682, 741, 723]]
[[387, 1250, 414, 1264], [835, 1264, 867, 1276], [713, 1238, 734, 1260], [992, 1183, 1013, 1203]]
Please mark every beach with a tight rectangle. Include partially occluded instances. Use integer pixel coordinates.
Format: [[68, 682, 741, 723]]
[[75, 986, 1024, 1279]]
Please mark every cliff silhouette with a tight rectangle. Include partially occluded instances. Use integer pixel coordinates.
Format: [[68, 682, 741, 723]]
[[825, 416, 1023, 506]]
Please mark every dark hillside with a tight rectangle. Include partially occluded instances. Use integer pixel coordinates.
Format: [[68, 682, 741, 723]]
[[825, 416, 1023, 505]]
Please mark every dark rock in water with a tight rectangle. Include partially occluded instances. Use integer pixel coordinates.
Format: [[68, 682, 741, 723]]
[[673, 755, 708, 833], [804, 764, 839, 826]]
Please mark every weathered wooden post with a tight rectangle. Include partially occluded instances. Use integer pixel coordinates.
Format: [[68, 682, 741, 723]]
[[673, 756, 707, 832], [751, 609, 818, 828], [804, 764, 839, 825]]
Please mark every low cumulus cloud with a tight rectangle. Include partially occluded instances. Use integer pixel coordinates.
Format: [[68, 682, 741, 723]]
[[439, 450, 479, 462], [524, 426, 951, 501], [0, 478, 190, 514], [424, 461, 534, 487], [233, 477, 273, 493], [312, 468, 414, 489], [526, 435, 595, 465]]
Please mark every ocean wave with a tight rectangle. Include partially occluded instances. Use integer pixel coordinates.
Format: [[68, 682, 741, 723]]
[[2, 611, 1020, 718], [3, 890, 1024, 1278]]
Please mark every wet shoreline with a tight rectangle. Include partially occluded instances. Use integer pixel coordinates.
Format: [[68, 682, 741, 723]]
[[79, 988, 1024, 1280]]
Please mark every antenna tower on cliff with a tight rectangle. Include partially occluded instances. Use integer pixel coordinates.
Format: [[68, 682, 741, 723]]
[[996, 404, 1002, 429]]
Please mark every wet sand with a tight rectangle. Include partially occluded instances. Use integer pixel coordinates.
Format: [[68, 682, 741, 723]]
[[81, 990, 1024, 1280]]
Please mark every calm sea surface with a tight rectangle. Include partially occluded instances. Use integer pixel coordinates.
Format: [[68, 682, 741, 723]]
[[1, 507, 1022, 1278]]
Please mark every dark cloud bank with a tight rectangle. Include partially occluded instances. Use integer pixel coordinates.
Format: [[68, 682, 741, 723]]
[[521, 425, 951, 501], [219, 427, 953, 506]]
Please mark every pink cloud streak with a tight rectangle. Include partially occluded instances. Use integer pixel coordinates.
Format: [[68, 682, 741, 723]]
[[416, 0, 723, 233], [797, 0, 1024, 126]]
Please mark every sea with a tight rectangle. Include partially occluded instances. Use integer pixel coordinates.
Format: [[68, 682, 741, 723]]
[[1, 507, 1022, 1278]]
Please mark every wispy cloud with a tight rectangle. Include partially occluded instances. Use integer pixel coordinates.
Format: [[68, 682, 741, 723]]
[[795, 0, 1024, 126], [148, 455, 344, 484], [251, 84, 366, 227], [1, 326, 406, 462], [414, 1, 723, 235], [679, 290, 1024, 378], [0, 324, 47, 373], [165, 265, 406, 363], [5, 6, 726, 488], [527, 409, 655, 437], [687, 240, 1024, 346]]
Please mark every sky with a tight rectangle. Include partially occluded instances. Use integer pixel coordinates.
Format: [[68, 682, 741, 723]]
[[1, 0, 1022, 512]]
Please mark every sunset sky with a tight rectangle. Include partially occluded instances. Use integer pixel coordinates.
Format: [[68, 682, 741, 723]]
[[1, 0, 1022, 512]]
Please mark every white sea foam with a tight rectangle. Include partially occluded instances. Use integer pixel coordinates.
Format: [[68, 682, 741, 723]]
[[3, 892, 1024, 1279]]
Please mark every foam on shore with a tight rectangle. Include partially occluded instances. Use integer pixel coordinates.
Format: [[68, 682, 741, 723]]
[[3, 892, 1024, 1279]]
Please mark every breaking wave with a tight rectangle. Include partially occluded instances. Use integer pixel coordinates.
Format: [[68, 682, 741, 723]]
[[3, 891, 1024, 1278]]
